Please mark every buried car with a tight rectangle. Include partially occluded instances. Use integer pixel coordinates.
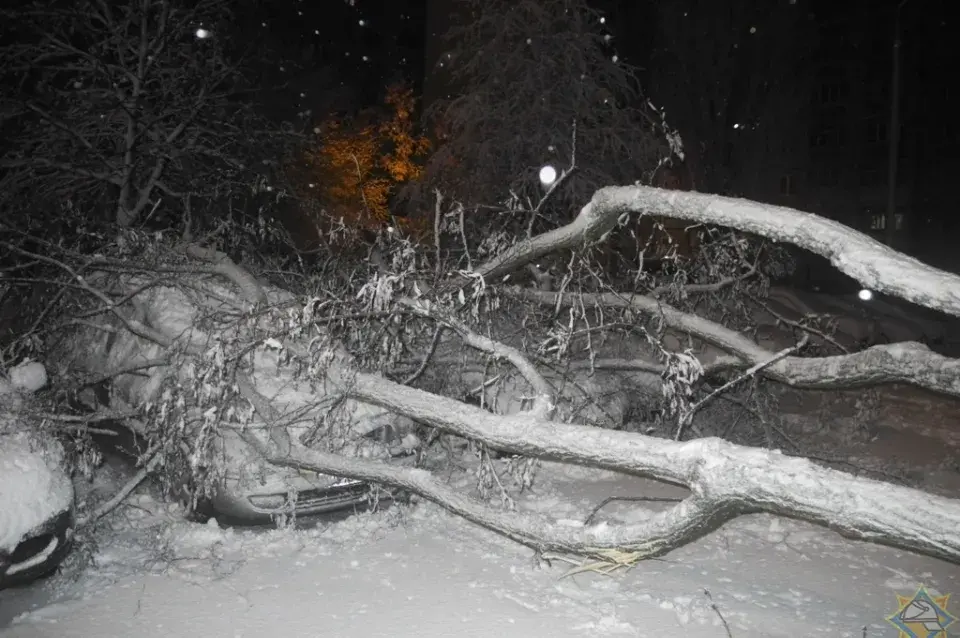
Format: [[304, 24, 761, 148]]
[[1, 362, 75, 588], [60, 274, 420, 525], [82, 361, 418, 526]]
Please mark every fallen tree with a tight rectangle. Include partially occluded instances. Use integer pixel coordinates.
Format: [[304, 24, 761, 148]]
[[10, 184, 960, 570]]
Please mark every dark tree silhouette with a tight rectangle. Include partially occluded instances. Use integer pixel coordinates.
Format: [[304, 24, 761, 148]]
[[647, 0, 819, 195], [0, 0, 291, 229], [416, 0, 669, 232]]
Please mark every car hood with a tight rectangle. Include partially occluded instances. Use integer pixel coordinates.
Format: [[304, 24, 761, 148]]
[[0, 430, 74, 553]]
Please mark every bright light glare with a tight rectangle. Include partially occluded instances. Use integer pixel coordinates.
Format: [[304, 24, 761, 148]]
[[195, 28, 211, 39], [858, 289, 874, 301], [539, 165, 557, 186]]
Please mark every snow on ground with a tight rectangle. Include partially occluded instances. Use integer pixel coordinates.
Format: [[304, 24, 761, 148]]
[[2, 451, 957, 638]]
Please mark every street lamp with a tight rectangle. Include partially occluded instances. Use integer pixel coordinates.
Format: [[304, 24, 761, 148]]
[[885, 0, 914, 248], [539, 164, 557, 188]]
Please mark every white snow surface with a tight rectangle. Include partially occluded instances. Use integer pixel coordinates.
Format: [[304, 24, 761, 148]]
[[1, 459, 957, 637], [0, 433, 72, 554], [0, 363, 73, 553], [5, 363, 47, 395]]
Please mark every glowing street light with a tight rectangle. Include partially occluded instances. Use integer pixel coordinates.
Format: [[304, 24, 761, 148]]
[[858, 289, 874, 301], [195, 28, 211, 39], [539, 164, 557, 187]]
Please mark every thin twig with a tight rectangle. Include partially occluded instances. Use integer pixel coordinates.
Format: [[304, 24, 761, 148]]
[[402, 325, 444, 386], [351, 153, 374, 223], [77, 446, 162, 528], [675, 335, 809, 441], [1, 242, 179, 350], [458, 202, 472, 270], [650, 263, 756, 298], [526, 119, 577, 238], [433, 189, 443, 279], [25, 409, 140, 423], [747, 291, 849, 354], [703, 589, 734, 637]]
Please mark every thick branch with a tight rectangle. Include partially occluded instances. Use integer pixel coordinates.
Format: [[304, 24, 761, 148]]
[[514, 288, 960, 398], [464, 185, 960, 317], [183, 244, 267, 307], [607, 186, 960, 315], [398, 298, 555, 417], [249, 433, 731, 561], [255, 366, 960, 564]]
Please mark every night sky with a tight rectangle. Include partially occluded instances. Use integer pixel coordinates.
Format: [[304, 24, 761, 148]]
[[229, 0, 958, 243], [251, 0, 955, 115], [245, 0, 427, 107]]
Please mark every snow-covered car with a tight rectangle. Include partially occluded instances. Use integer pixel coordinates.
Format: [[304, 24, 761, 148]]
[[81, 354, 417, 526], [89, 391, 414, 526], [48, 270, 423, 526], [0, 362, 75, 588], [195, 419, 413, 525]]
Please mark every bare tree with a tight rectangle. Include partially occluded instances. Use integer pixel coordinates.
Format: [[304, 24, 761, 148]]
[[647, 0, 819, 195], [0, 0, 290, 229]]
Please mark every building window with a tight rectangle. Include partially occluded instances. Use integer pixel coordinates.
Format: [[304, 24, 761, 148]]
[[779, 175, 796, 195], [866, 117, 887, 143], [870, 214, 904, 230], [859, 168, 882, 186], [817, 166, 840, 187], [819, 83, 841, 105], [810, 128, 845, 148]]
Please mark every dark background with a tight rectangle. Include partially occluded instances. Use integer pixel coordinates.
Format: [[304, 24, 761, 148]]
[[5, 0, 957, 272], [259, 0, 957, 263]]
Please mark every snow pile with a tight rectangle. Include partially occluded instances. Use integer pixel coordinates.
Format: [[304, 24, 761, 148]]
[[0, 362, 74, 554], [5, 363, 47, 395]]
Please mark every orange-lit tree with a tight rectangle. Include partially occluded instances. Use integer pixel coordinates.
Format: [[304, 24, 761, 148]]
[[297, 84, 431, 238]]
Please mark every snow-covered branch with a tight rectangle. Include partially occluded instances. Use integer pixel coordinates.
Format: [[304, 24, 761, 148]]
[[252, 366, 960, 564], [398, 298, 556, 418], [513, 288, 960, 398], [459, 186, 960, 317]]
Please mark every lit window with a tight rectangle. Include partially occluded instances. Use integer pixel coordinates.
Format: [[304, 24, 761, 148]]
[[779, 175, 796, 195]]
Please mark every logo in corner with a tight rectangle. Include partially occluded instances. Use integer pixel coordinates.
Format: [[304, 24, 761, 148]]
[[887, 586, 956, 637]]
